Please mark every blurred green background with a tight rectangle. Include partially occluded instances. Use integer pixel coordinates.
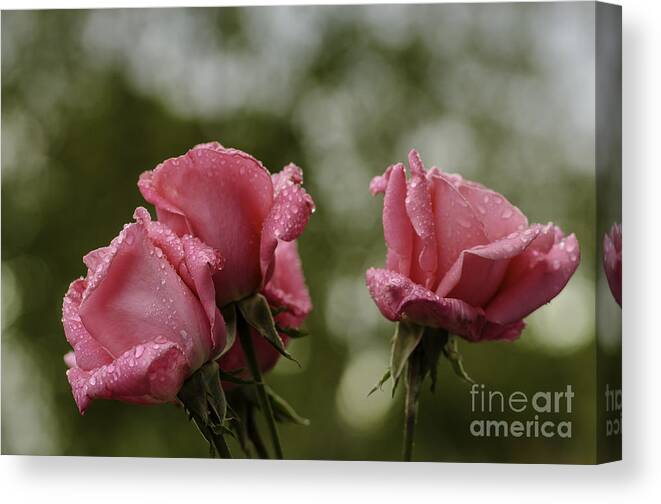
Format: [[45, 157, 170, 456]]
[[2, 3, 608, 462]]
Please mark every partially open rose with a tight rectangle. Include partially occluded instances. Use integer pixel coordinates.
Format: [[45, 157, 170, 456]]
[[63, 208, 227, 413], [219, 240, 312, 386], [138, 142, 315, 308], [603, 223, 622, 306], [366, 150, 580, 342]]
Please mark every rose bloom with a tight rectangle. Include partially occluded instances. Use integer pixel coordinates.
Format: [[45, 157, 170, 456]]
[[366, 150, 580, 342], [603, 223, 622, 306], [219, 240, 312, 387], [63, 208, 227, 413], [139, 142, 315, 308]]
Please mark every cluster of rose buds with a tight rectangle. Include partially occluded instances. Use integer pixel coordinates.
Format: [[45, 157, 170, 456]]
[[62, 142, 314, 458], [63, 145, 585, 461]]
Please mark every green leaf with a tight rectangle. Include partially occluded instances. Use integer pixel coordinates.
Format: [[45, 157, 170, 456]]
[[421, 328, 448, 392], [219, 304, 237, 357], [443, 335, 475, 384], [237, 293, 296, 363], [266, 386, 310, 426], [277, 326, 309, 339], [368, 368, 391, 396], [390, 321, 424, 387]]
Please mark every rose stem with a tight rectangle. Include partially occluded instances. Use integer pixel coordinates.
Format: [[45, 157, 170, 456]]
[[237, 314, 284, 459], [403, 349, 422, 462], [192, 415, 232, 458], [246, 402, 270, 459]]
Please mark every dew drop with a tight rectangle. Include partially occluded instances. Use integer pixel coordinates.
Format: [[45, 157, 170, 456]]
[[552, 260, 561, 271], [134, 346, 144, 358], [501, 209, 513, 219]]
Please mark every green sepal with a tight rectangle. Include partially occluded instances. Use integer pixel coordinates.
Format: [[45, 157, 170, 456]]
[[237, 293, 297, 363], [368, 369, 391, 396], [443, 334, 475, 384], [178, 361, 226, 426], [422, 328, 448, 392], [277, 326, 309, 339], [177, 361, 232, 458], [390, 321, 424, 393], [266, 386, 310, 426], [218, 368, 255, 386], [219, 304, 237, 357]]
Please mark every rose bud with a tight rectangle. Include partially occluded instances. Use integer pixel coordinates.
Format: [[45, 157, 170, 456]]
[[63, 207, 228, 413], [138, 142, 315, 308], [366, 150, 580, 342], [218, 240, 312, 387], [603, 223, 622, 306]]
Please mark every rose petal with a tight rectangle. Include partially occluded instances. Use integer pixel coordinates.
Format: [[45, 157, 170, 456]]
[[262, 240, 312, 327], [369, 165, 393, 196], [405, 150, 438, 287], [603, 223, 622, 306], [486, 232, 580, 324], [62, 278, 113, 371], [378, 163, 415, 276], [436, 225, 541, 306], [479, 320, 526, 342], [139, 145, 274, 306], [66, 339, 189, 414], [78, 218, 214, 370], [181, 235, 227, 358], [365, 268, 485, 340], [453, 176, 528, 241], [259, 163, 315, 286], [64, 351, 77, 369], [429, 172, 488, 282]]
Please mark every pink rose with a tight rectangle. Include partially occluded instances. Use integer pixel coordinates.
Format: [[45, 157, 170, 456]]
[[219, 240, 312, 387], [366, 150, 580, 342], [63, 207, 228, 413], [603, 223, 622, 306], [138, 142, 315, 307]]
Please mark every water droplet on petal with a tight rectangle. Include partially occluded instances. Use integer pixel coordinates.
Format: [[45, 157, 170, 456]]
[[501, 209, 513, 219]]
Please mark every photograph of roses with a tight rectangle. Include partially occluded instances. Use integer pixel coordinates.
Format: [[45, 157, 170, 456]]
[[1, 1, 621, 464]]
